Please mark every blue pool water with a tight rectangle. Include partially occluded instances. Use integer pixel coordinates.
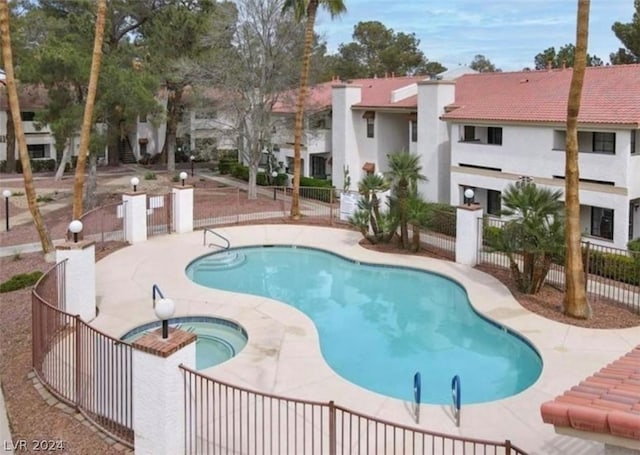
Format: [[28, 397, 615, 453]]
[[121, 316, 248, 370], [186, 247, 542, 404]]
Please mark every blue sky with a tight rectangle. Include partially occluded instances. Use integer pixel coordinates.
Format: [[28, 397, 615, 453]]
[[315, 0, 635, 71]]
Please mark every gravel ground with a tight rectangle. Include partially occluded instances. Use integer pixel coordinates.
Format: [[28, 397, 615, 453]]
[[0, 170, 637, 454]]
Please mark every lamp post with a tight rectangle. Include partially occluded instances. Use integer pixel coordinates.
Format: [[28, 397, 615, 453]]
[[179, 171, 188, 187], [154, 297, 175, 339], [130, 177, 140, 192], [68, 219, 83, 243], [463, 188, 475, 206], [190, 155, 195, 177], [272, 171, 278, 200], [2, 189, 11, 231]]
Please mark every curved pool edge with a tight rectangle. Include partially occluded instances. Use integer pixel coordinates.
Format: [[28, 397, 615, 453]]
[[187, 244, 544, 404], [94, 225, 639, 453]]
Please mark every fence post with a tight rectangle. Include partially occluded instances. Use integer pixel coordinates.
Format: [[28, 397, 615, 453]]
[[504, 439, 512, 454], [132, 328, 196, 455], [236, 188, 240, 224], [329, 400, 336, 455], [329, 189, 334, 225], [122, 191, 147, 243], [55, 241, 96, 321], [172, 185, 194, 234], [582, 241, 591, 293], [74, 315, 82, 410], [455, 203, 484, 266]]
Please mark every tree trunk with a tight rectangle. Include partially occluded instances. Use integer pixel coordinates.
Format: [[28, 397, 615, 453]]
[[54, 142, 72, 180], [5, 103, 15, 172], [163, 85, 182, 173], [84, 153, 98, 211], [73, 0, 106, 219], [564, 0, 591, 319], [0, 2, 53, 254], [290, 1, 318, 220], [411, 222, 420, 252], [399, 183, 409, 249], [248, 163, 258, 200]]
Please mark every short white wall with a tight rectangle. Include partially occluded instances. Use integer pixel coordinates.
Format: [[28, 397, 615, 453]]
[[172, 186, 193, 234], [123, 193, 147, 243], [133, 336, 195, 455], [55, 241, 96, 321], [455, 204, 483, 266]]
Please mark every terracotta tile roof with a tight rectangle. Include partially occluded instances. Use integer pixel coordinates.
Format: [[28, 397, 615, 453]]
[[272, 81, 335, 114], [442, 64, 640, 126], [540, 345, 640, 442], [0, 84, 49, 111], [350, 76, 425, 109]]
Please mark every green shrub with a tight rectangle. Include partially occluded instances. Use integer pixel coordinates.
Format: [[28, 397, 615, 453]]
[[144, 171, 157, 180], [0, 271, 44, 293], [628, 238, 640, 252], [425, 204, 456, 236], [230, 163, 249, 181], [273, 173, 288, 186], [218, 153, 238, 175], [300, 176, 332, 188], [171, 173, 181, 183], [587, 250, 640, 286], [36, 194, 54, 203]]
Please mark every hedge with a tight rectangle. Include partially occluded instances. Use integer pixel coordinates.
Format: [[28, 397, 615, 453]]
[[0, 271, 44, 293], [587, 249, 640, 286], [0, 158, 57, 173]]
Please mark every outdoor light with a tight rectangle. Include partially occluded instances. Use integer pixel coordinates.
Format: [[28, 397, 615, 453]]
[[2, 189, 11, 232], [154, 297, 175, 339], [190, 155, 195, 177], [130, 177, 140, 192], [68, 219, 83, 243], [463, 188, 475, 206], [179, 171, 188, 186], [272, 171, 279, 200]]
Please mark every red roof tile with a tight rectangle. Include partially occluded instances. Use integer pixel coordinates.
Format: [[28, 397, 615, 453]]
[[272, 81, 335, 114], [540, 345, 640, 442], [442, 64, 640, 126]]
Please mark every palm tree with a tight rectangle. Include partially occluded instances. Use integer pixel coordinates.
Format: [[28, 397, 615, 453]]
[[72, 0, 106, 220], [406, 196, 429, 252], [486, 182, 565, 294], [0, 1, 54, 254], [564, 0, 592, 319], [349, 173, 396, 244], [387, 151, 426, 249], [283, 0, 346, 219]]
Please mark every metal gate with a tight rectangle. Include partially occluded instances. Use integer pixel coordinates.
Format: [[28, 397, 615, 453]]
[[147, 193, 173, 236]]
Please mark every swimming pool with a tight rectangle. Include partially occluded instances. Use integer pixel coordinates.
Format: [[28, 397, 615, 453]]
[[121, 316, 248, 370], [186, 246, 542, 404]]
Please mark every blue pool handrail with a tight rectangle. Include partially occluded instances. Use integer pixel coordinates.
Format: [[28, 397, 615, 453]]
[[152, 284, 165, 309], [451, 375, 461, 427], [413, 372, 421, 424]]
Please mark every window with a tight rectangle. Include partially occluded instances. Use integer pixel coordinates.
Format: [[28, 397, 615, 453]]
[[632, 130, 637, 155], [590, 207, 614, 240], [487, 127, 503, 145], [27, 144, 45, 159], [20, 111, 36, 121], [139, 114, 147, 123], [463, 125, 475, 141], [411, 120, 417, 142], [487, 190, 502, 216], [311, 155, 326, 178], [592, 132, 615, 154], [366, 118, 375, 138]]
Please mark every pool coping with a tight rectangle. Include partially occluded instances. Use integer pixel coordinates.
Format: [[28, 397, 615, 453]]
[[92, 225, 639, 454]]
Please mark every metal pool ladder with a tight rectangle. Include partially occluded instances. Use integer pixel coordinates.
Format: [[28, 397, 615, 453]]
[[451, 375, 461, 427], [413, 371, 421, 423], [203, 228, 230, 250]]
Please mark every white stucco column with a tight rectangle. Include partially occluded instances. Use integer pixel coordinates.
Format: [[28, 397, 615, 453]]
[[123, 192, 147, 243], [455, 203, 484, 266], [55, 240, 96, 321], [171, 185, 193, 234], [132, 328, 196, 455]]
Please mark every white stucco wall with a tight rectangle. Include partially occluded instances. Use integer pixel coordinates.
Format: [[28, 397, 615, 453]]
[[331, 85, 362, 190], [376, 112, 410, 171], [416, 81, 456, 203]]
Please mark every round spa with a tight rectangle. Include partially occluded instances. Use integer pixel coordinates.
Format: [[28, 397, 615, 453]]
[[121, 316, 248, 370]]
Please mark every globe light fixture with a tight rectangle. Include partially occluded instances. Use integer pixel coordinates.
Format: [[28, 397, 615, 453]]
[[130, 177, 140, 192], [68, 219, 83, 243], [2, 189, 11, 231], [463, 188, 475, 206], [154, 297, 175, 339], [179, 171, 188, 186]]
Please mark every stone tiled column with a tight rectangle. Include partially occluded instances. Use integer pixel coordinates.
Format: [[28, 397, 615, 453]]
[[455, 203, 484, 266], [132, 328, 196, 455], [122, 192, 147, 243], [172, 185, 194, 234], [55, 240, 96, 321]]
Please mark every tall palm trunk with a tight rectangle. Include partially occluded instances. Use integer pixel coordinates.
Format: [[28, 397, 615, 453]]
[[290, 0, 318, 219], [72, 0, 106, 219], [0, 1, 53, 254], [564, 0, 591, 318], [398, 182, 409, 248], [5, 103, 15, 172]]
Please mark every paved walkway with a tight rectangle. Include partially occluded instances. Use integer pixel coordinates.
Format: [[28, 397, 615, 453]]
[[93, 225, 639, 454]]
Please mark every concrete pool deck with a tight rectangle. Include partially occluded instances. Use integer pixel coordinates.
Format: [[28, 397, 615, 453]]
[[93, 225, 639, 454]]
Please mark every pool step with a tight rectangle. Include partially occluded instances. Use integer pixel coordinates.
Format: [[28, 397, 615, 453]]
[[196, 252, 246, 270]]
